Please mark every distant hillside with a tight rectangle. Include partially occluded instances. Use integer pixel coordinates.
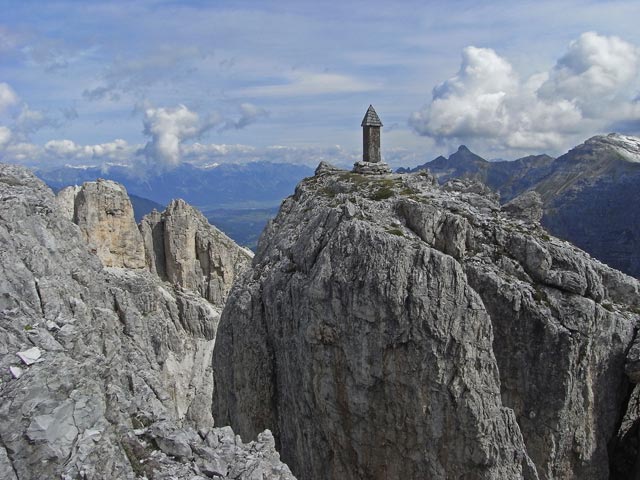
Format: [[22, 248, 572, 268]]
[[129, 194, 164, 223], [399, 146, 555, 202], [203, 207, 278, 250], [400, 134, 640, 278], [36, 161, 314, 209]]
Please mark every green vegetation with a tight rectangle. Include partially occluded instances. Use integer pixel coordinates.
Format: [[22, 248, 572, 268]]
[[319, 187, 338, 198], [602, 302, 614, 312], [533, 287, 549, 305], [386, 228, 405, 237], [370, 187, 395, 201]]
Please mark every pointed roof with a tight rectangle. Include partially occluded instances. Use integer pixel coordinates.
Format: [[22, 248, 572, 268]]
[[361, 105, 383, 127]]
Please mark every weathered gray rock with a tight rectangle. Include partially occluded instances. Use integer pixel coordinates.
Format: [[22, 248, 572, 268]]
[[57, 179, 146, 269], [140, 199, 252, 306], [352, 160, 392, 174], [121, 423, 295, 480], [0, 164, 293, 479], [55, 184, 81, 221], [503, 190, 544, 223], [315, 161, 344, 175], [214, 167, 640, 479]]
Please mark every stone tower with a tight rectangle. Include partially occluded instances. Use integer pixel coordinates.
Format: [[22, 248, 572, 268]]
[[361, 105, 382, 163]]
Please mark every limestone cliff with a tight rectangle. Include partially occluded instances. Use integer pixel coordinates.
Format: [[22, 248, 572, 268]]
[[140, 199, 252, 306], [0, 165, 293, 479], [57, 179, 146, 269], [213, 166, 640, 479]]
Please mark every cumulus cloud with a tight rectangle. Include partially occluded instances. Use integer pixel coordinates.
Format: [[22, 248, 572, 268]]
[[410, 32, 640, 152], [538, 32, 639, 111], [44, 138, 132, 161], [1, 102, 271, 170], [180, 143, 354, 168], [0, 135, 359, 170], [140, 104, 222, 168], [0, 82, 18, 113]]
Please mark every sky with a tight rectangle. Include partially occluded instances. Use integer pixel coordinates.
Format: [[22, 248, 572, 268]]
[[1, 0, 639, 172]]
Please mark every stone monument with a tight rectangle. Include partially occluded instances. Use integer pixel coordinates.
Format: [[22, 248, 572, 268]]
[[353, 105, 392, 174]]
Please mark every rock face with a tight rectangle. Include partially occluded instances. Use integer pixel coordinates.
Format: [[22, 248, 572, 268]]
[[213, 167, 640, 479], [57, 179, 146, 269], [140, 199, 253, 306], [503, 190, 544, 223], [0, 164, 293, 479]]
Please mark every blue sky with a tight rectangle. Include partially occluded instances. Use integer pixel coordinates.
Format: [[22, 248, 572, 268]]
[[1, 0, 639, 171]]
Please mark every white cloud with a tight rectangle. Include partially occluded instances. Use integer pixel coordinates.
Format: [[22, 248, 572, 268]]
[[0, 83, 18, 113], [410, 32, 640, 153], [139, 103, 274, 169], [538, 32, 639, 112], [0, 126, 11, 148], [3, 142, 40, 162], [141, 104, 224, 168], [44, 138, 133, 160], [0, 83, 64, 138]]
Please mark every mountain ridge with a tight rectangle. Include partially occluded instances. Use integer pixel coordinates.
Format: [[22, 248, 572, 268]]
[[0, 164, 293, 479], [398, 133, 640, 278]]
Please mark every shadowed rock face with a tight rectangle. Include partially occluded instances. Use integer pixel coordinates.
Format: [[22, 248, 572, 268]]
[[0, 164, 293, 480], [213, 167, 640, 479], [140, 199, 253, 306], [402, 134, 640, 280]]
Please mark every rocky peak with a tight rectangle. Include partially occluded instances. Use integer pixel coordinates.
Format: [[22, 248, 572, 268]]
[[56, 178, 252, 308], [140, 198, 253, 307], [214, 164, 640, 479], [583, 133, 640, 163], [57, 179, 146, 269], [450, 144, 485, 161]]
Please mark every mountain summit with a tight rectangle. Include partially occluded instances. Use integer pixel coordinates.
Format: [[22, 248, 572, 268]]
[[213, 165, 640, 479]]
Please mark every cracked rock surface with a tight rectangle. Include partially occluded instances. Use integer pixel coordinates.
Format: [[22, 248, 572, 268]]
[[0, 164, 293, 479], [57, 179, 146, 269], [213, 166, 640, 479], [140, 199, 252, 306]]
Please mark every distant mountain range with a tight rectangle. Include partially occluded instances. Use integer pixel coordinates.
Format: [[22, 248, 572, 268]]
[[37, 161, 314, 249], [400, 133, 640, 279]]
